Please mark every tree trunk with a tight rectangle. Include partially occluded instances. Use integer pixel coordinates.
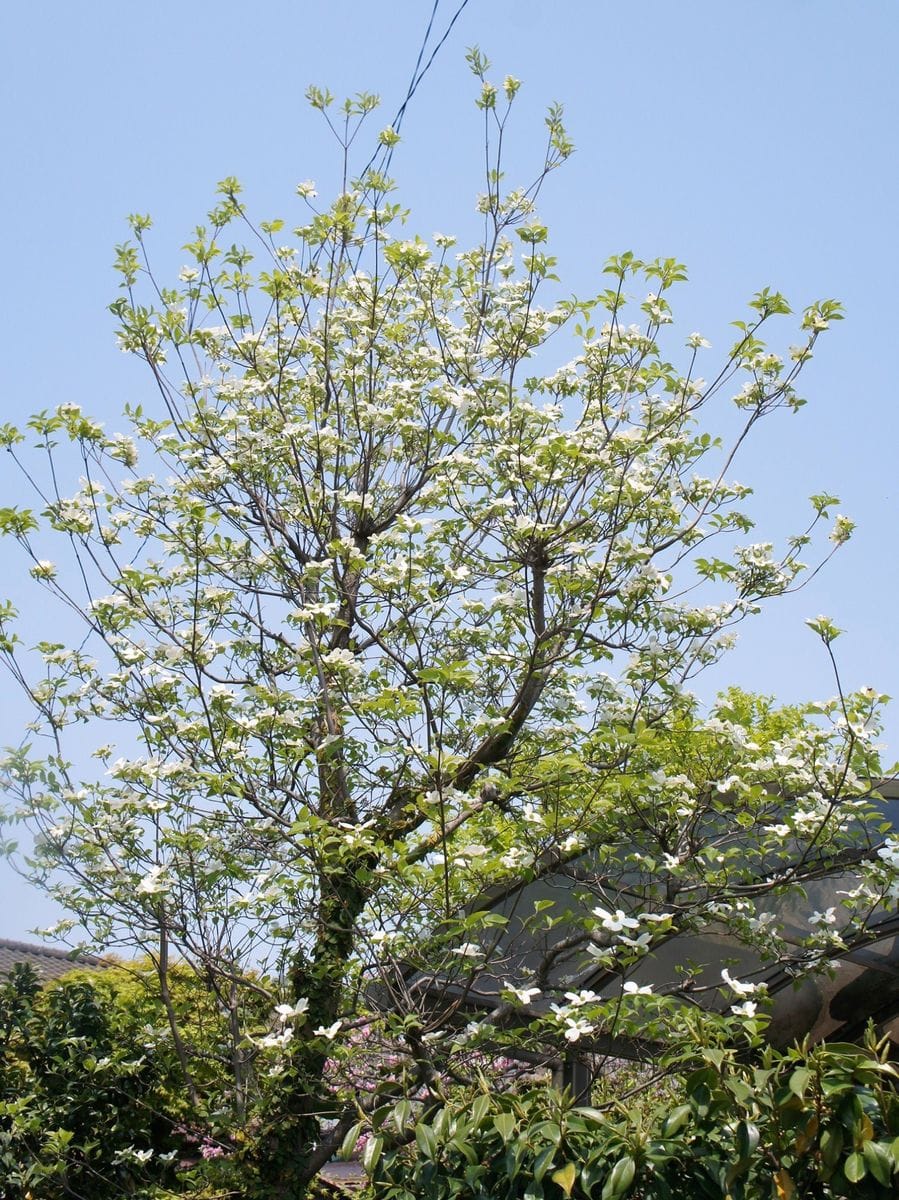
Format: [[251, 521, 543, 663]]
[[249, 855, 369, 1198]]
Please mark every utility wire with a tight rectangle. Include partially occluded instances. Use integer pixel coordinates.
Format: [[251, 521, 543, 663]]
[[362, 0, 473, 178]]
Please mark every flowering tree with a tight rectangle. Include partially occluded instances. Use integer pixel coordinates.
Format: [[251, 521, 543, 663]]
[[1, 59, 895, 1197]]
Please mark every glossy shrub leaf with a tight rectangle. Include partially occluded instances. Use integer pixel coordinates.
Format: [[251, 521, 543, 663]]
[[494, 1112, 517, 1142], [363, 1133, 384, 1174], [844, 1151, 866, 1183], [601, 1155, 636, 1199], [862, 1140, 893, 1186]]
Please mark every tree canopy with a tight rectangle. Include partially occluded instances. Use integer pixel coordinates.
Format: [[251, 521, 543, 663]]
[[1, 63, 895, 1196]]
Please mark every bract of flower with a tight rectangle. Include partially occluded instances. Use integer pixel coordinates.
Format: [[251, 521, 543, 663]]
[[563, 1017, 593, 1043], [136, 864, 168, 895], [450, 942, 483, 959], [594, 906, 640, 933], [314, 1021, 343, 1040], [274, 998, 310, 1023], [731, 1000, 758, 1018], [505, 985, 542, 1005], [564, 989, 600, 1008], [809, 907, 838, 927], [721, 968, 762, 996]]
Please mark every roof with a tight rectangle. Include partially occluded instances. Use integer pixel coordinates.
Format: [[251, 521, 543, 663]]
[[0, 938, 109, 983], [396, 779, 899, 1057]]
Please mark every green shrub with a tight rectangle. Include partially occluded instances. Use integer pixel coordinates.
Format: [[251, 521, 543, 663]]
[[369, 1033, 899, 1199], [0, 962, 179, 1198]]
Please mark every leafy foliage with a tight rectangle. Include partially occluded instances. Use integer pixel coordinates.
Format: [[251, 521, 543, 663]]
[[0, 54, 895, 1198], [370, 1032, 899, 1199], [0, 963, 177, 1199]]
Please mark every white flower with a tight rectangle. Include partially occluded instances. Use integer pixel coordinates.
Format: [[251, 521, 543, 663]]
[[563, 1017, 593, 1043], [505, 985, 541, 1005], [259, 1027, 294, 1049], [731, 1000, 758, 1019], [687, 332, 711, 349], [809, 907, 837, 926], [721, 968, 761, 996], [564, 989, 600, 1008], [314, 1021, 343, 1040], [829, 514, 855, 545], [594, 906, 639, 933], [450, 942, 483, 959], [29, 560, 57, 580], [296, 180, 318, 198], [274, 998, 309, 1022], [877, 839, 899, 871], [623, 981, 653, 995], [501, 846, 532, 869], [321, 647, 359, 672], [619, 932, 653, 953], [115, 1146, 154, 1164], [136, 865, 168, 896]]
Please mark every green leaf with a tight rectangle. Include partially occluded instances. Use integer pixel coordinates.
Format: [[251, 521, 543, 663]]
[[418, 660, 477, 687], [415, 1122, 438, 1160], [531, 1120, 562, 1147], [862, 1140, 893, 1186], [788, 1067, 811, 1098], [602, 1155, 636, 1199], [0, 507, 37, 537], [362, 1134, 384, 1175], [339, 1122, 364, 1160], [392, 1100, 412, 1134], [844, 1151, 866, 1183], [735, 1120, 759, 1162], [661, 1105, 691, 1137], [493, 1112, 517, 1142], [573, 1106, 608, 1125], [533, 1144, 555, 1182]]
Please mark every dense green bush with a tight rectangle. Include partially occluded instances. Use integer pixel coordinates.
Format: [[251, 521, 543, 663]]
[[368, 1033, 899, 1199], [0, 962, 178, 1198]]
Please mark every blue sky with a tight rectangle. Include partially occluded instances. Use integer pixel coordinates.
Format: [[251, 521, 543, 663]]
[[2, 0, 897, 939]]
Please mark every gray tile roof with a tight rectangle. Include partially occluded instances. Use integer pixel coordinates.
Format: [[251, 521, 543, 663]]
[[0, 938, 109, 982]]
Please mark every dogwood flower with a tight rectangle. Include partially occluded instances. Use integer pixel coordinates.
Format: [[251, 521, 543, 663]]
[[809, 907, 837, 926], [563, 1016, 593, 1042], [314, 1021, 343, 1040], [136, 864, 168, 895], [259, 1027, 294, 1049], [274, 999, 309, 1022], [594, 906, 640, 933], [450, 942, 483, 959], [564, 989, 600, 1007], [721, 968, 761, 996], [506, 985, 541, 1005], [731, 1000, 758, 1018]]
